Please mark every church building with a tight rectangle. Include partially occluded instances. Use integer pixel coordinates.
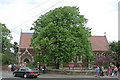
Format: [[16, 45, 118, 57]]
[[17, 32, 109, 67]]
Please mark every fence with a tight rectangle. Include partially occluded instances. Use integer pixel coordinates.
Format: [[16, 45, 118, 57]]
[[0, 65, 19, 71], [0, 65, 8, 71], [46, 69, 108, 76]]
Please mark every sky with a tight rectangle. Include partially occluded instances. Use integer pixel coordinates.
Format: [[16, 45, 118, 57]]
[[0, 0, 119, 44]]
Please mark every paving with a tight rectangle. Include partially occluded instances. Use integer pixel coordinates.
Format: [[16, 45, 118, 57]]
[[1, 70, 120, 80]]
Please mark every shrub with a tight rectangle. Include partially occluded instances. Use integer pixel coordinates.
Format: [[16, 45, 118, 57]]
[[96, 55, 115, 68]]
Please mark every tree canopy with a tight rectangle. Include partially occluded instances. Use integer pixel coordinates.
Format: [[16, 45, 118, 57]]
[[109, 41, 120, 54], [108, 41, 120, 67], [30, 6, 94, 69], [0, 23, 12, 53], [11, 42, 18, 54], [0, 23, 17, 65]]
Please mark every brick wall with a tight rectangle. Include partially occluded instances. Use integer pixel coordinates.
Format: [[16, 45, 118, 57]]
[[0, 65, 19, 71]]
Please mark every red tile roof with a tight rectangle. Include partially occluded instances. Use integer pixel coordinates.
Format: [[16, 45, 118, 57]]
[[20, 33, 109, 51], [20, 33, 33, 49], [88, 36, 109, 51]]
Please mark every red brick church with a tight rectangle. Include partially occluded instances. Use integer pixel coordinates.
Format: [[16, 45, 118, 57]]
[[17, 32, 109, 68]]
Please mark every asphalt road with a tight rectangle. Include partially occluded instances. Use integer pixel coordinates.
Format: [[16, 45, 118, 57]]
[[1, 71, 120, 80]]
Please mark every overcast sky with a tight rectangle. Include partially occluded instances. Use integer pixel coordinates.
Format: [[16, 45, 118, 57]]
[[0, 0, 119, 44]]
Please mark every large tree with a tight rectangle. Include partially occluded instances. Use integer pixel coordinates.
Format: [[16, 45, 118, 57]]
[[0, 23, 17, 65], [30, 6, 94, 69], [0, 23, 12, 53], [109, 41, 120, 67]]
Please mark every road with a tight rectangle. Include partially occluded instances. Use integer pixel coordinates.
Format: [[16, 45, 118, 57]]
[[1, 71, 120, 80]]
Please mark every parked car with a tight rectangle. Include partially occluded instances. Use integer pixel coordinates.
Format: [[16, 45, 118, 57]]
[[13, 67, 40, 78]]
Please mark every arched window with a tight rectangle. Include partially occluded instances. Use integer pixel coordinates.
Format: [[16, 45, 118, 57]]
[[77, 55, 82, 63], [24, 58, 29, 63]]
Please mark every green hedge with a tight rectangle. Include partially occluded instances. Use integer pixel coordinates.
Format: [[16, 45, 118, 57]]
[[0, 53, 17, 65]]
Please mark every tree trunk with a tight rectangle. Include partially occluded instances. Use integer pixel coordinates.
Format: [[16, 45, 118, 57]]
[[56, 62, 59, 69], [54, 56, 57, 68]]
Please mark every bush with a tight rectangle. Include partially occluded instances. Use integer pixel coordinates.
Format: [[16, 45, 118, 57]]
[[1, 53, 17, 65], [96, 55, 115, 68], [26, 62, 37, 68]]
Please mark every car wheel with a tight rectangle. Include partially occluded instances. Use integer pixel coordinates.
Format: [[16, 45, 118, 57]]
[[13, 73, 16, 77], [34, 76, 37, 78], [24, 74, 27, 78]]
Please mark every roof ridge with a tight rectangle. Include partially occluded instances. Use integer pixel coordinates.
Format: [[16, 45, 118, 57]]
[[22, 32, 33, 34], [21, 33, 105, 36], [91, 36, 105, 37], [21, 33, 105, 37]]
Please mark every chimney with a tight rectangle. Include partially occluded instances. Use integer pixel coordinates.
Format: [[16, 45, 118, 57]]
[[104, 32, 106, 36], [21, 29, 22, 33]]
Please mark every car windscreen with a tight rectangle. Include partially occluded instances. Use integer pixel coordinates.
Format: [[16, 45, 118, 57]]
[[26, 67, 35, 71]]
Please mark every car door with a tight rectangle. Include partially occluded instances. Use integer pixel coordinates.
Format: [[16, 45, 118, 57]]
[[15, 68, 25, 77], [14, 69, 22, 77], [19, 69, 26, 77]]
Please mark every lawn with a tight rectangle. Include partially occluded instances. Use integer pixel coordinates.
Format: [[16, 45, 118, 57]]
[[65, 68, 96, 70], [47, 67, 96, 70]]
